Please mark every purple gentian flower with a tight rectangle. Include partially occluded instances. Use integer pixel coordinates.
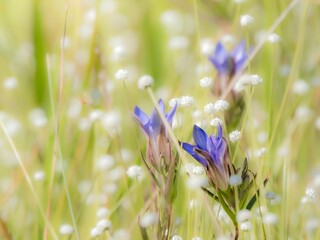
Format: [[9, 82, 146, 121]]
[[181, 124, 231, 190], [133, 99, 177, 165], [209, 41, 248, 79]]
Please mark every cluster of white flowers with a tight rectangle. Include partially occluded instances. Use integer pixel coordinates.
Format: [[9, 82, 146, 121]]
[[204, 100, 229, 114], [169, 96, 195, 107]]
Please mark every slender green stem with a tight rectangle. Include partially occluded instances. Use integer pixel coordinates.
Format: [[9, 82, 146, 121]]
[[0, 122, 59, 240]]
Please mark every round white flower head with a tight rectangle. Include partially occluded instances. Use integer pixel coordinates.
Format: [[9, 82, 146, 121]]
[[305, 218, 320, 233], [169, 36, 190, 50], [101, 110, 122, 135], [250, 75, 263, 85], [89, 109, 103, 122], [229, 174, 243, 186], [200, 77, 213, 88], [169, 98, 180, 107], [85, 9, 96, 22], [236, 209, 252, 223], [126, 165, 143, 179], [114, 69, 128, 81], [295, 105, 312, 121], [90, 227, 103, 238], [240, 14, 254, 26], [240, 221, 252, 231], [120, 148, 133, 162], [138, 75, 154, 89], [214, 100, 229, 112], [229, 130, 241, 142], [96, 219, 112, 230], [268, 33, 281, 44], [306, 187, 316, 199], [29, 108, 48, 128], [200, 38, 215, 56], [210, 117, 223, 127], [234, 74, 263, 92], [3, 77, 18, 89], [187, 175, 208, 189], [292, 80, 310, 95], [59, 224, 74, 235], [33, 170, 45, 181], [204, 103, 215, 114], [192, 166, 204, 175], [96, 154, 115, 170], [179, 96, 194, 107], [184, 163, 197, 174], [262, 213, 278, 225], [139, 212, 157, 228], [96, 207, 110, 219]]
